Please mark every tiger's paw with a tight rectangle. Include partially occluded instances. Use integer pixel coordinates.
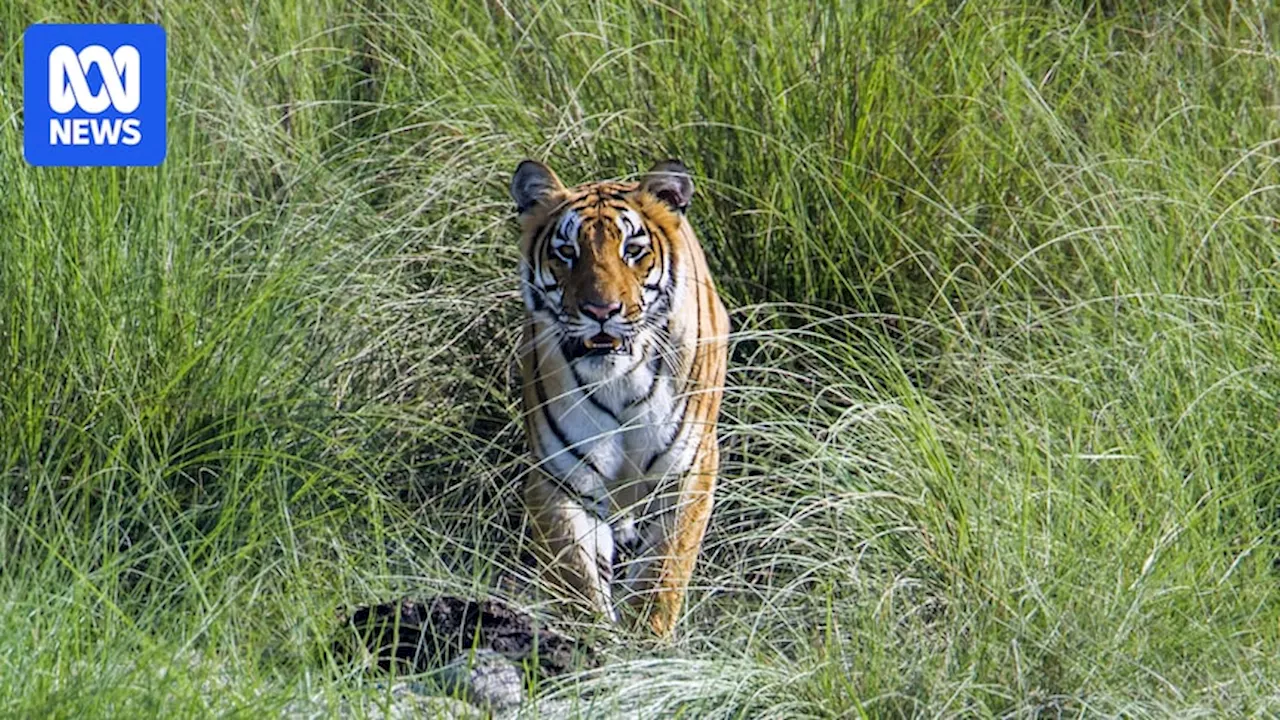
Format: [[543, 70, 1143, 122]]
[[612, 516, 642, 560]]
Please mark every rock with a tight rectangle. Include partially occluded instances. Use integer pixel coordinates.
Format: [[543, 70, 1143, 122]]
[[373, 686, 488, 717], [370, 686, 484, 720], [439, 649, 524, 712], [280, 683, 485, 720]]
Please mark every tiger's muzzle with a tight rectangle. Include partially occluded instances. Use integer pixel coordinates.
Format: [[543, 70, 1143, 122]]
[[566, 301, 638, 359]]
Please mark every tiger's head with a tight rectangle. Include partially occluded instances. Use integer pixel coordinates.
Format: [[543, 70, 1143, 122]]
[[511, 159, 694, 363]]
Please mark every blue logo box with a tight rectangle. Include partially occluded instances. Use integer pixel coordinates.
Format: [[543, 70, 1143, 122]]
[[24, 24, 167, 167]]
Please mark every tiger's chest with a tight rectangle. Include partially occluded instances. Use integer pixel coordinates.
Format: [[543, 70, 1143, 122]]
[[536, 343, 686, 492]]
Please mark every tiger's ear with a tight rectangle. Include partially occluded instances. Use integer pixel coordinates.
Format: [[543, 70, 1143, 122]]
[[640, 159, 694, 213], [511, 160, 565, 214]]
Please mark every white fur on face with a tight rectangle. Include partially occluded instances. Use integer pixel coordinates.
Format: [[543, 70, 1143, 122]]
[[552, 211, 583, 262]]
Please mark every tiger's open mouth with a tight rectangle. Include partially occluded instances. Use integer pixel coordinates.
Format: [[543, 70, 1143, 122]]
[[566, 332, 631, 358], [583, 332, 630, 355]]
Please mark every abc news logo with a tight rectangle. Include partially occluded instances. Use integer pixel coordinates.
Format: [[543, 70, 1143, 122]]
[[48, 44, 143, 146], [24, 24, 166, 167]]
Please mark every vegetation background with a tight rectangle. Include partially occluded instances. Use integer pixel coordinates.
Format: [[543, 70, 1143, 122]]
[[3, 0, 1279, 716]]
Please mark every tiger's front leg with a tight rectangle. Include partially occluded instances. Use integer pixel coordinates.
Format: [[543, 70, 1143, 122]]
[[621, 436, 719, 636], [524, 471, 618, 622]]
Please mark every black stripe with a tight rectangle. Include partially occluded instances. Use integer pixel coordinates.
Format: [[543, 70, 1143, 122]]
[[536, 383, 605, 478], [639, 223, 672, 321], [639, 233, 702, 475], [642, 439, 669, 475], [531, 231, 550, 295], [534, 211, 566, 267], [644, 289, 672, 323], [648, 224, 675, 319], [627, 353, 665, 409], [640, 380, 691, 475], [650, 222, 666, 286], [522, 263, 543, 312], [525, 278, 558, 314], [568, 363, 622, 423], [665, 390, 691, 430], [529, 435, 601, 515], [684, 241, 703, 384], [666, 231, 676, 296], [530, 409, 611, 523], [597, 548, 613, 585], [641, 392, 692, 475], [525, 419, 611, 517], [531, 344, 608, 479]]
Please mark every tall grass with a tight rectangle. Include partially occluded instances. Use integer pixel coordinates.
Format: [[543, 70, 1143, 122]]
[[2, 0, 1280, 716]]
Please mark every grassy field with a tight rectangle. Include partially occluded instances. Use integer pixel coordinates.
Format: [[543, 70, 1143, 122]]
[[3, 0, 1280, 716]]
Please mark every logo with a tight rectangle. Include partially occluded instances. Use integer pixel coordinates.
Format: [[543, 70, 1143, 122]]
[[24, 24, 166, 167]]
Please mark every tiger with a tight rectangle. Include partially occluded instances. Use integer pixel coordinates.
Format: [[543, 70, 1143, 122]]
[[510, 158, 729, 636]]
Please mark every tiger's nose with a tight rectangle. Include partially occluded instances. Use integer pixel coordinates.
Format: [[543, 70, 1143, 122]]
[[580, 300, 622, 322]]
